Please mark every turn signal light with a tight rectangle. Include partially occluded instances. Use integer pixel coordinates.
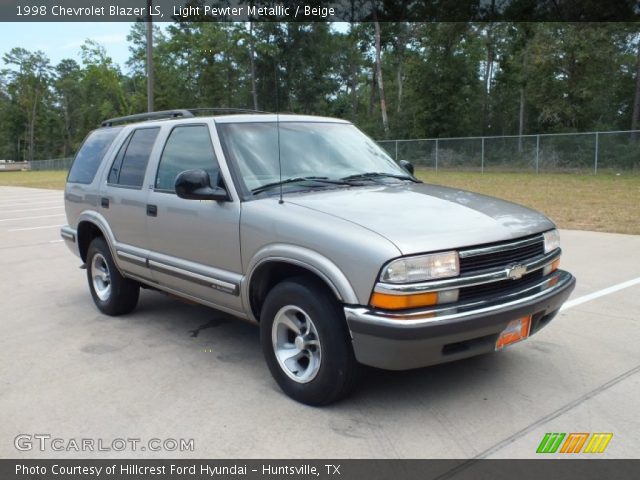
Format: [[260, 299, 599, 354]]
[[543, 258, 561, 276], [370, 292, 438, 310]]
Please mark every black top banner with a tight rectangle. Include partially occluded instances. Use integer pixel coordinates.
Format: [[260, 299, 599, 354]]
[[1, 0, 639, 22]]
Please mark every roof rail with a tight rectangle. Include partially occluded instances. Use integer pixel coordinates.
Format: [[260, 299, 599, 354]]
[[187, 107, 271, 115], [100, 107, 279, 128], [101, 110, 194, 127]]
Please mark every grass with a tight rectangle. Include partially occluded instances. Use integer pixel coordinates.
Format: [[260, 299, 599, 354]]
[[0, 170, 67, 190], [417, 170, 640, 235], [1, 169, 638, 235]]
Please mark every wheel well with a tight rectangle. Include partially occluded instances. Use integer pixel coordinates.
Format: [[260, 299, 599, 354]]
[[249, 261, 340, 321], [77, 221, 105, 263]]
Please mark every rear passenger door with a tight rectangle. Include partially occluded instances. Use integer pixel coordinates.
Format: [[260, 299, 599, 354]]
[[99, 127, 160, 281], [145, 124, 243, 313]]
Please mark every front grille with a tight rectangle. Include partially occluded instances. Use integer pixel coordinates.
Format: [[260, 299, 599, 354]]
[[459, 235, 544, 274], [458, 270, 544, 302]]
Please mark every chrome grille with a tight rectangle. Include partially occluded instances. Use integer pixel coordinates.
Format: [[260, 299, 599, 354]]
[[459, 234, 545, 274], [458, 270, 544, 302]]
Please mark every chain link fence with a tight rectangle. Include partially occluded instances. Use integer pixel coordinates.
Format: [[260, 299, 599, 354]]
[[10, 130, 640, 174], [378, 130, 640, 173], [28, 158, 74, 171]]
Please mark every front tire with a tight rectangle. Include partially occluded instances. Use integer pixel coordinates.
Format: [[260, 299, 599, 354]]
[[86, 237, 139, 316], [260, 277, 358, 405]]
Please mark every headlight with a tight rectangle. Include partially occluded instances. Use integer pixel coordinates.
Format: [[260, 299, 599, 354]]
[[380, 251, 459, 284], [543, 229, 560, 254]]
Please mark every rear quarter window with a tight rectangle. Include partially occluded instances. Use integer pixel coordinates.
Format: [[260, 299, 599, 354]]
[[67, 128, 122, 184], [108, 127, 160, 188]]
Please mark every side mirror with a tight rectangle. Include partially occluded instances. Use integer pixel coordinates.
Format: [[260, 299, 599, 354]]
[[399, 160, 415, 175], [175, 169, 229, 201]]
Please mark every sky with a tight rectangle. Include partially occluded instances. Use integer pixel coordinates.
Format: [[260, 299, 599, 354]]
[[0, 22, 351, 70], [0, 22, 136, 70], [0, 21, 352, 74]]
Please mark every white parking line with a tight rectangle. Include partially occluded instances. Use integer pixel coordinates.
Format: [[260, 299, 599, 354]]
[[0, 206, 63, 214], [0, 195, 61, 201], [0, 188, 60, 193], [560, 276, 640, 311], [0, 200, 63, 207], [1, 200, 62, 203], [0, 193, 60, 197], [0, 191, 61, 196], [8, 224, 63, 232], [0, 214, 65, 222], [0, 189, 60, 193]]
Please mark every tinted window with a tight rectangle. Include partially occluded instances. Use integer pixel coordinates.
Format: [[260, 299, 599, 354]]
[[155, 125, 219, 192], [110, 128, 159, 188], [67, 128, 122, 184], [107, 132, 133, 184]]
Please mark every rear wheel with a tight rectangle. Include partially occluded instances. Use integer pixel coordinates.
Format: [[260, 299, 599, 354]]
[[260, 277, 358, 405], [86, 237, 139, 316]]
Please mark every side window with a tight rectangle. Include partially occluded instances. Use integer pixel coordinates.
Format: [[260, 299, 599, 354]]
[[67, 127, 122, 184], [108, 127, 160, 188], [155, 125, 220, 192], [107, 132, 133, 184]]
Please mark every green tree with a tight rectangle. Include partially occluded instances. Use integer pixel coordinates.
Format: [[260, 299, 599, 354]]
[[2, 48, 52, 160], [78, 40, 129, 129], [402, 23, 485, 138], [53, 59, 83, 156]]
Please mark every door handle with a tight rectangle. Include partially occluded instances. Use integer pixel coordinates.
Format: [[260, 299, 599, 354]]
[[100, 197, 109, 208], [146, 204, 158, 217]]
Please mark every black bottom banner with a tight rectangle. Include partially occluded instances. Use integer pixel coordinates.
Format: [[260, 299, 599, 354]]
[[2, 459, 639, 480]]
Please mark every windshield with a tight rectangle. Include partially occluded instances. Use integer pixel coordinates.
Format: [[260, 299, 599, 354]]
[[216, 121, 410, 194]]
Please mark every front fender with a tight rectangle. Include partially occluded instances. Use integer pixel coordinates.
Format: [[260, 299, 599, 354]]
[[242, 244, 359, 321]]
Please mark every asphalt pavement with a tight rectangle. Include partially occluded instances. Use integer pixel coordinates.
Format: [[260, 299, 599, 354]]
[[1, 186, 638, 459]]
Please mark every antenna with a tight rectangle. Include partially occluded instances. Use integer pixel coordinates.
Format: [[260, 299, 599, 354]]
[[277, 111, 283, 204], [275, 63, 284, 204]]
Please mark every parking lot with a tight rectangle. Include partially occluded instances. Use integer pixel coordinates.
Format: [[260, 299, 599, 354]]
[[1, 185, 639, 459]]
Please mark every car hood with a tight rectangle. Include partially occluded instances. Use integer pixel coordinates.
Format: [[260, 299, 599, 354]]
[[286, 183, 555, 255]]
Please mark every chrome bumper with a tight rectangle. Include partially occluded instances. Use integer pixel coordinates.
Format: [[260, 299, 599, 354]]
[[344, 270, 575, 370]]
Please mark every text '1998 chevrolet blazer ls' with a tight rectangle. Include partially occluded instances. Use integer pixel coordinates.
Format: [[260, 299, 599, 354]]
[[61, 109, 576, 405]]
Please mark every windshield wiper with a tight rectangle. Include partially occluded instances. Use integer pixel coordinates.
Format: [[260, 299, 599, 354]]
[[251, 176, 352, 195], [339, 172, 420, 182]]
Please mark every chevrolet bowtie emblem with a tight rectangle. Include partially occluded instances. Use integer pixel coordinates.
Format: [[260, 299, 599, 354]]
[[507, 264, 527, 280]]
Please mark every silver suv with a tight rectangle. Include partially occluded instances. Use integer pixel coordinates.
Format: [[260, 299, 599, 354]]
[[61, 109, 575, 405]]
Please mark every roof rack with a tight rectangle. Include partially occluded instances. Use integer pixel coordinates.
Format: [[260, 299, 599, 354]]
[[100, 107, 271, 127], [101, 110, 194, 127], [188, 107, 271, 116]]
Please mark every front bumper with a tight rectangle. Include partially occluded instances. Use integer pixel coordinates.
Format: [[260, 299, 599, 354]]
[[345, 270, 575, 370]]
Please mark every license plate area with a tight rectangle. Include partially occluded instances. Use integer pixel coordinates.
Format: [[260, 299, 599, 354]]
[[495, 315, 532, 350]]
